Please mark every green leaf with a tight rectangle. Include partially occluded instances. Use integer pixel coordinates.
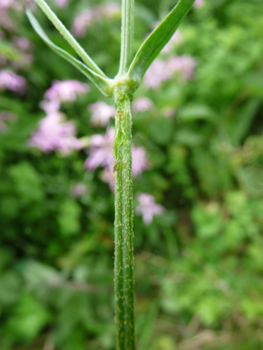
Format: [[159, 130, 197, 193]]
[[178, 104, 217, 123], [225, 98, 261, 145], [26, 10, 113, 96], [128, 0, 195, 84], [33, 0, 106, 77], [6, 294, 50, 341]]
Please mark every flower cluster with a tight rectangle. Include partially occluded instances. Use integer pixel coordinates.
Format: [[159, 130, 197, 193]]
[[30, 80, 90, 154], [88, 101, 115, 127], [144, 55, 197, 89], [131, 97, 154, 113], [30, 111, 82, 154], [44, 80, 90, 103], [135, 193, 165, 224], [72, 3, 120, 37], [84, 128, 149, 190], [0, 69, 27, 93]]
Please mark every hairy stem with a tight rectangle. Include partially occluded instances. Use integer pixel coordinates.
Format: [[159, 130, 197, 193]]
[[119, 0, 135, 75], [113, 85, 135, 350]]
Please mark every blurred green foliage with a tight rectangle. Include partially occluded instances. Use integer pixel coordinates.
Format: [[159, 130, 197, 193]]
[[1, 0, 263, 349]]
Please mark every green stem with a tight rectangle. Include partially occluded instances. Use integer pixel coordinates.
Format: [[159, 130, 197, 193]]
[[113, 84, 135, 350], [119, 0, 135, 75]]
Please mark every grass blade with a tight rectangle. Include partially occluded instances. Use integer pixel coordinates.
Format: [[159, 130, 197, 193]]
[[26, 10, 113, 97], [128, 0, 195, 84]]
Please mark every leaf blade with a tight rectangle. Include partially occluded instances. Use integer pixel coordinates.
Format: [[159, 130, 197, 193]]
[[26, 10, 113, 97], [128, 0, 195, 83], [33, 0, 107, 79]]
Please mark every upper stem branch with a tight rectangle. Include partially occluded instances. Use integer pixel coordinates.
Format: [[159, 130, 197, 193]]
[[119, 0, 135, 75]]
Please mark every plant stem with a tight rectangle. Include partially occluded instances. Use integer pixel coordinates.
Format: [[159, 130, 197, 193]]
[[114, 0, 135, 347], [119, 0, 135, 75], [113, 84, 135, 350]]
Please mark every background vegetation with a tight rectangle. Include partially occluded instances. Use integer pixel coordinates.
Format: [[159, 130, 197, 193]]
[[1, 0, 263, 349]]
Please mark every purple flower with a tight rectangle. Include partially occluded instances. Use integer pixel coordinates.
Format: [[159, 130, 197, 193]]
[[0, 6, 16, 31], [161, 31, 183, 53], [144, 59, 172, 89], [53, 0, 68, 8], [30, 112, 82, 154], [70, 182, 87, 198], [167, 55, 197, 80], [0, 0, 16, 9], [101, 168, 115, 191], [84, 128, 149, 190], [132, 146, 149, 177], [40, 99, 60, 114], [84, 128, 115, 170], [88, 101, 115, 127], [194, 0, 205, 9], [72, 9, 94, 37], [72, 3, 120, 37], [132, 97, 154, 113], [13, 36, 31, 51], [144, 55, 197, 89], [44, 80, 90, 102], [135, 193, 165, 224], [0, 69, 27, 93]]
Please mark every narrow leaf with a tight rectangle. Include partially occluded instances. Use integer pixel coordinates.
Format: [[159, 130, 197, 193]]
[[26, 10, 113, 97], [33, 0, 107, 79], [128, 0, 195, 84]]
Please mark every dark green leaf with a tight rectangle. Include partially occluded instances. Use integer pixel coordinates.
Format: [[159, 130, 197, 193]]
[[128, 0, 195, 84], [26, 10, 113, 96]]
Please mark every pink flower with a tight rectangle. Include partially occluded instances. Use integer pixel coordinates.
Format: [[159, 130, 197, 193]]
[[101, 168, 115, 191], [44, 80, 90, 102], [72, 3, 120, 37], [13, 37, 31, 51], [53, 0, 68, 8], [0, 0, 16, 9], [194, 0, 205, 9], [144, 55, 197, 89], [84, 128, 115, 170], [72, 9, 94, 37], [167, 55, 197, 80], [161, 31, 183, 53], [132, 146, 149, 177], [30, 112, 82, 154], [70, 182, 87, 198], [132, 97, 153, 113], [84, 128, 149, 189], [40, 99, 60, 114], [88, 101, 115, 127], [144, 59, 172, 89], [135, 193, 165, 224], [0, 69, 27, 93], [0, 8, 16, 31]]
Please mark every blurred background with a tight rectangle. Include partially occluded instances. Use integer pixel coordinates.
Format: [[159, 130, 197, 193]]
[[1, 0, 263, 349]]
